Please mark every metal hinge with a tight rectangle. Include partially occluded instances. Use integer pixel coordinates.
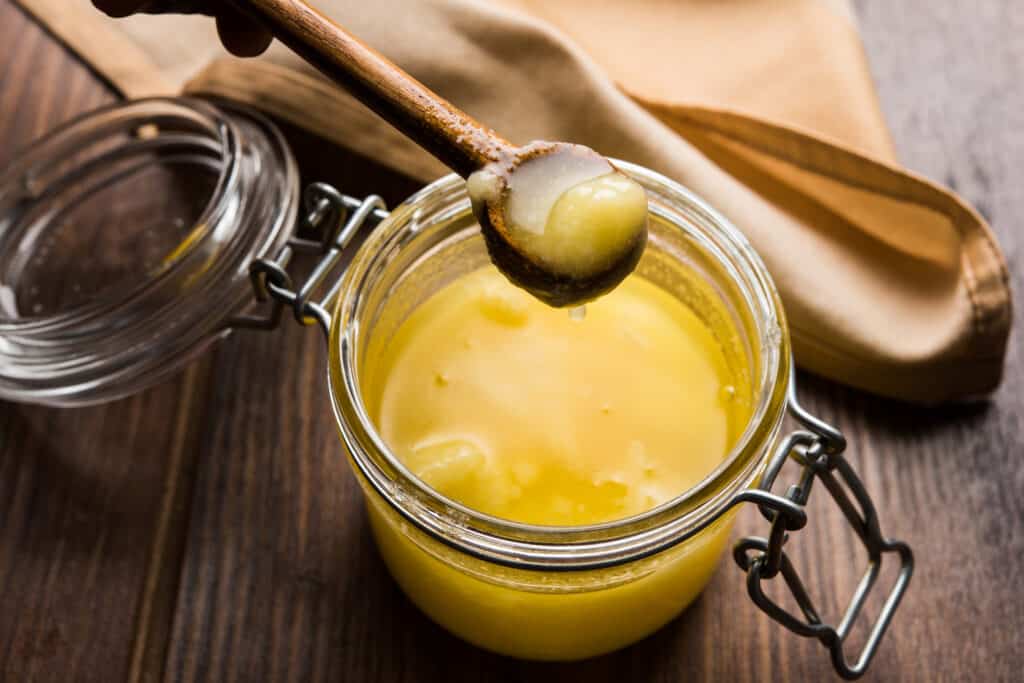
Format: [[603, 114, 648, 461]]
[[231, 183, 388, 337]]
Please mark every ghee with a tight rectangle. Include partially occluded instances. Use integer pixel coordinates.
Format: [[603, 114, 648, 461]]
[[360, 266, 753, 659], [467, 147, 647, 281], [521, 171, 647, 279]]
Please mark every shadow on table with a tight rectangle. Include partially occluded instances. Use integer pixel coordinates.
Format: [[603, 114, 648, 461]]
[[792, 368, 995, 437], [361, 570, 710, 682], [0, 366, 205, 561]]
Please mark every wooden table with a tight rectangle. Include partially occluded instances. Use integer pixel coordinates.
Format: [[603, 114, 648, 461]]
[[1, 2, 1020, 680]]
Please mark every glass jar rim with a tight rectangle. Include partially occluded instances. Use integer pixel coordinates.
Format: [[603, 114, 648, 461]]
[[329, 162, 792, 570]]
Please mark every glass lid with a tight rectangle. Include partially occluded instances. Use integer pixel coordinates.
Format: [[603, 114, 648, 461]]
[[0, 98, 299, 406]]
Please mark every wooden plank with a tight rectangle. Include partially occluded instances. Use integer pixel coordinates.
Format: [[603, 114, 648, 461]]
[[0, 3, 212, 682], [0, 364, 208, 683], [847, 2, 1024, 680]]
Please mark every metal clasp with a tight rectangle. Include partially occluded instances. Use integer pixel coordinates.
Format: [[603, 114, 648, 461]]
[[231, 183, 388, 337], [733, 373, 914, 679]]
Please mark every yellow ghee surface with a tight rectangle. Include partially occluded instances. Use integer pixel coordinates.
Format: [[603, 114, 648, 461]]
[[360, 266, 752, 659]]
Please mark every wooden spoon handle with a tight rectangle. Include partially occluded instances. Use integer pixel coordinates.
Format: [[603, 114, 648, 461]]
[[234, 0, 514, 177]]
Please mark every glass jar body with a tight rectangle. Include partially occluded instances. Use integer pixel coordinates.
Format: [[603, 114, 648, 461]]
[[364, 482, 739, 659], [329, 167, 790, 660]]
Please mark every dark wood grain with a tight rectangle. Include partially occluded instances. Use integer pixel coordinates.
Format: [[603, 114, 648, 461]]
[[0, 5, 214, 683], [238, 0, 513, 177], [1, 1, 1021, 682]]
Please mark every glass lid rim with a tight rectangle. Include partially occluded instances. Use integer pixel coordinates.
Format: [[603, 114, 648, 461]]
[[329, 162, 792, 559], [0, 97, 239, 332], [0, 96, 300, 407]]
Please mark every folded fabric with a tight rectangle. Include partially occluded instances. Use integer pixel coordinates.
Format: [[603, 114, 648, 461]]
[[15, 0, 1011, 402]]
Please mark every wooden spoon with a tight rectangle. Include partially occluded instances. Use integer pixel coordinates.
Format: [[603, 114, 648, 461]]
[[234, 0, 648, 307]]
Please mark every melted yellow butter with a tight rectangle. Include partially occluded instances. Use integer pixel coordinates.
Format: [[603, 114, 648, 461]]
[[366, 267, 750, 526], [467, 146, 648, 288], [358, 265, 754, 659], [516, 172, 647, 277]]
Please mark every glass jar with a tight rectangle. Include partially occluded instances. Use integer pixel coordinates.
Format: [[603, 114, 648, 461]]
[[330, 166, 788, 660], [0, 98, 912, 679], [327, 168, 913, 673]]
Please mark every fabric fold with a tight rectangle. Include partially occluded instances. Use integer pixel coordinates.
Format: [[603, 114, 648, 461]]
[[12, 0, 1012, 402]]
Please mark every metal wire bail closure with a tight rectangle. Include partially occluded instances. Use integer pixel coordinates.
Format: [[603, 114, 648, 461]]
[[240, 182, 912, 680], [733, 373, 914, 679], [233, 183, 388, 336]]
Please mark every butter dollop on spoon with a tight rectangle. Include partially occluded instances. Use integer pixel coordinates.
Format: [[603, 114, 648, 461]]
[[468, 142, 647, 307]]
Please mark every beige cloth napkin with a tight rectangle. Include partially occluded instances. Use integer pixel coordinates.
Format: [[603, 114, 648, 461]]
[[16, 0, 1012, 403]]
